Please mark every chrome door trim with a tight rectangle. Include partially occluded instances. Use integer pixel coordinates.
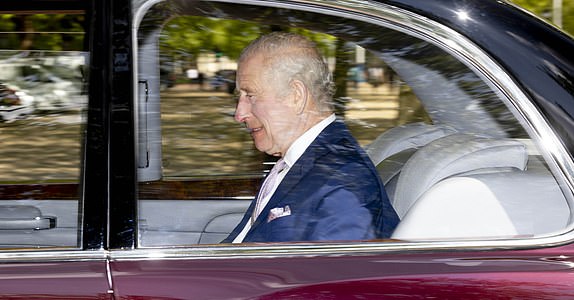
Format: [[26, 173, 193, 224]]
[[110, 237, 572, 260], [0, 249, 108, 263]]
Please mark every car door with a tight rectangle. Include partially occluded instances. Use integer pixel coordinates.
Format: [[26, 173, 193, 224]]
[[108, 0, 574, 299], [0, 1, 111, 298]]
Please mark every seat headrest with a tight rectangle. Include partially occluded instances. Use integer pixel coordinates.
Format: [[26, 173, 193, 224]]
[[392, 134, 528, 218], [365, 122, 456, 166]]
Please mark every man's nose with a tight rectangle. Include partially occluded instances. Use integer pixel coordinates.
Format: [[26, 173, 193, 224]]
[[234, 98, 249, 122]]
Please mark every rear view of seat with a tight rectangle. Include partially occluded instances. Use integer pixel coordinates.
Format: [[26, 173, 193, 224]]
[[390, 134, 569, 240], [365, 122, 456, 167], [365, 122, 456, 185]]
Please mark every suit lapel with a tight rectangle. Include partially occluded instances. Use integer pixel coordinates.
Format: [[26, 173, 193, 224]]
[[250, 120, 345, 229], [222, 193, 258, 242]]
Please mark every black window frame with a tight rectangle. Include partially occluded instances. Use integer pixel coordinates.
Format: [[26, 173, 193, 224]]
[[0, 0, 117, 251], [84, 0, 137, 250]]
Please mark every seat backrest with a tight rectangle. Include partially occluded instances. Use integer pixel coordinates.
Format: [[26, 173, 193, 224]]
[[391, 167, 569, 240], [391, 176, 519, 239], [365, 122, 456, 166], [392, 134, 528, 218]]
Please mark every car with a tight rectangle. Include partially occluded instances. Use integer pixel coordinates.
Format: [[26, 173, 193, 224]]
[[1, 0, 574, 298], [3, 61, 87, 112], [0, 83, 33, 122]]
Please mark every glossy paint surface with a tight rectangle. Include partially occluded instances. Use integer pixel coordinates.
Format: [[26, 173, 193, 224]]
[[111, 244, 574, 299], [0, 260, 110, 299]]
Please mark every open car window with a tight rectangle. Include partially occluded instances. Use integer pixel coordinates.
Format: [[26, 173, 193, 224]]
[[134, 1, 574, 247], [0, 13, 87, 249]]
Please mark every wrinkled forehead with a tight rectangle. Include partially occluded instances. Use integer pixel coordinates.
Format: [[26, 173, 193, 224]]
[[237, 52, 280, 86], [236, 54, 269, 90], [237, 53, 265, 75]]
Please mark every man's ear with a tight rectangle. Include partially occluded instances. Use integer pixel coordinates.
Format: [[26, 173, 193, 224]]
[[291, 79, 309, 115]]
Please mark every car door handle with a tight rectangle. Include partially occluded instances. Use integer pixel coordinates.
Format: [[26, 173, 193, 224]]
[[0, 205, 57, 230]]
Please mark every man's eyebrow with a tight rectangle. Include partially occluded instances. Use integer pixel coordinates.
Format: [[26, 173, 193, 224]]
[[239, 86, 256, 94]]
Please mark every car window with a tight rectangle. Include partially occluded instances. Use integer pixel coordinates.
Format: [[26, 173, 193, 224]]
[[0, 13, 87, 249], [134, 1, 572, 247]]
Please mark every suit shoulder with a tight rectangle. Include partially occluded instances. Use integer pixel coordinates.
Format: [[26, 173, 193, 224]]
[[312, 120, 377, 174]]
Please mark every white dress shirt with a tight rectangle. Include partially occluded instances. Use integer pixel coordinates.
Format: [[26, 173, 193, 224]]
[[232, 114, 336, 243]]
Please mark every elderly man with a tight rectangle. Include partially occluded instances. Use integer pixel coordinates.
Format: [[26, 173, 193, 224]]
[[224, 32, 398, 243]]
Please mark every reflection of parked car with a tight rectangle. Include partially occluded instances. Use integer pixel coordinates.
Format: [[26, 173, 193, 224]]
[[3, 0, 574, 299], [16, 65, 86, 111], [209, 69, 236, 94], [0, 59, 86, 112], [0, 83, 20, 106], [0, 83, 33, 121]]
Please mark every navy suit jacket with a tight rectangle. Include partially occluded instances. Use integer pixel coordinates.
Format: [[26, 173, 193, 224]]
[[223, 120, 399, 243]]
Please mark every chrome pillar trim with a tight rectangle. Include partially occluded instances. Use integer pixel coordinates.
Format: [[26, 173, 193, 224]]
[[105, 259, 115, 295], [129, 0, 574, 252]]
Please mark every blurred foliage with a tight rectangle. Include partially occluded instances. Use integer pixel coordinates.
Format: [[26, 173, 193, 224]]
[[0, 2, 572, 52], [159, 16, 336, 64], [0, 14, 84, 50], [511, 0, 574, 35], [159, 17, 261, 63]]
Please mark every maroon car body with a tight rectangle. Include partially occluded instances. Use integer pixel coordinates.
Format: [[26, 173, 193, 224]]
[[110, 247, 574, 299]]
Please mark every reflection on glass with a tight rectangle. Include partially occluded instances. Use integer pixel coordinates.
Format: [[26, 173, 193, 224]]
[[1, 11, 86, 249], [157, 16, 425, 178], [0, 50, 86, 249], [0, 51, 87, 182], [136, 1, 569, 247]]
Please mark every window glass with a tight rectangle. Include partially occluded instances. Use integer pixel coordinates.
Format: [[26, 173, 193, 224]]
[[0, 13, 87, 248], [135, 1, 570, 247]]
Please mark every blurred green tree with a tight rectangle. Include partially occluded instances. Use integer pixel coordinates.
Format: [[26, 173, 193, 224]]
[[160, 16, 261, 64], [511, 0, 574, 35], [159, 16, 337, 66], [0, 14, 84, 51]]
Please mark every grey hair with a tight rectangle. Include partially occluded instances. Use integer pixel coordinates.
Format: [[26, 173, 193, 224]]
[[239, 32, 335, 112]]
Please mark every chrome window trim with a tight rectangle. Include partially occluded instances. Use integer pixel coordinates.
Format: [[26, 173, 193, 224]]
[[128, 0, 574, 257], [110, 237, 565, 260]]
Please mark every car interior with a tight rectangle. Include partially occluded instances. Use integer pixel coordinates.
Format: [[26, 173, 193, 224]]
[[133, 2, 573, 246], [1, 0, 572, 249]]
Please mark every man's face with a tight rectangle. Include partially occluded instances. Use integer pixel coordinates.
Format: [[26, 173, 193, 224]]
[[234, 54, 300, 157]]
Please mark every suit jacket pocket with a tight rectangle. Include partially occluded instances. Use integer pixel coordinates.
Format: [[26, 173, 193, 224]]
[[263, 215, 297, 242]]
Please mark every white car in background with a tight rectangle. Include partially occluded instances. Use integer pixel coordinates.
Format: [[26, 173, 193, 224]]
[[0, 55, 87, 114], [0, 83, 33, 122]]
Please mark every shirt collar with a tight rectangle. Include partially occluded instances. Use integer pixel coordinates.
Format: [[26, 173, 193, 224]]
[[283, 114, 336, 168]]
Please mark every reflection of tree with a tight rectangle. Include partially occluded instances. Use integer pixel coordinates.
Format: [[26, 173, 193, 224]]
[[16, 16, 33, 50], [159, 16, 349, 103], [511, 0, 574, 34], [160, 16, 261, 66], [333, 38, 352, 116], [0, 15, 85, 51], [160, 16, 338, 67]]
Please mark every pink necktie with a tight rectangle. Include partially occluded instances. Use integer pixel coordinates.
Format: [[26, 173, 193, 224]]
[[252, 159, 287, 224]]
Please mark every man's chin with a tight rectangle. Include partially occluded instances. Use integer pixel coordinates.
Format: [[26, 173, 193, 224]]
[[257, 146, 281, 157], [254, 143, 270, 154]]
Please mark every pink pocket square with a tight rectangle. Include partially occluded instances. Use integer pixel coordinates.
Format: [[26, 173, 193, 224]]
[[267, 205, 291, 222]]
